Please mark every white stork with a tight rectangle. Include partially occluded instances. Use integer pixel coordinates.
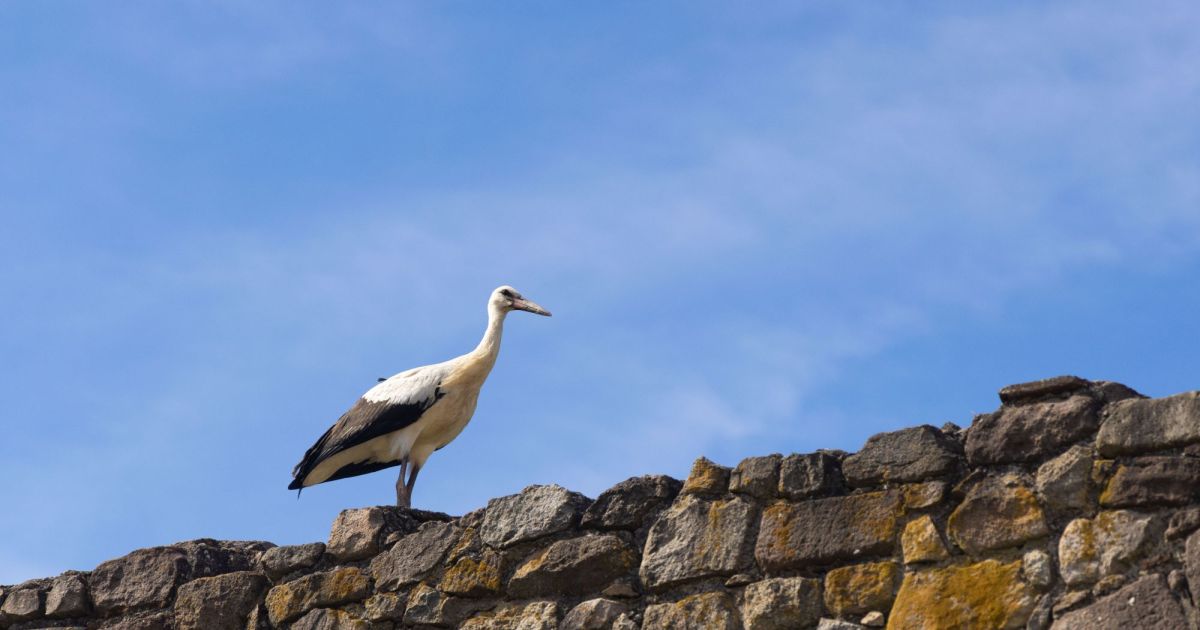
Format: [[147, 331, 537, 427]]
[[288, 286, 551, 507]]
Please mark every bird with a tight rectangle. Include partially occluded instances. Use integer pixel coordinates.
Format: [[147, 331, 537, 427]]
[[288, 285, 551, 507]]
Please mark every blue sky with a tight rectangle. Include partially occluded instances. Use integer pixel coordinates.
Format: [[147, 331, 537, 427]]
[[2, 2, 1198, 584]]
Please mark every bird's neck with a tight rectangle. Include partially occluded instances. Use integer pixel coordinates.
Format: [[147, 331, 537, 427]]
[[468, 305, 506, 372]]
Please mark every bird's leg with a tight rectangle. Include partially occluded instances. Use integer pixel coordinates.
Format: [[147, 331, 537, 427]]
[[396, 459, 410, 508], [405, 464, 421, 508]]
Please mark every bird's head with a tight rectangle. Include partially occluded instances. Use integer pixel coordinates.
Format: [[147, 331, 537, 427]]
[[491, 285, 552, 316]]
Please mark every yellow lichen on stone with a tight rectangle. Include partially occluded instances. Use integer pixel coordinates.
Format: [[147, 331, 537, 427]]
[[441, 552, 502, 597], [682, 457, 731, 495], [887, 559, 1037, 630], [644, 591, 739, 630], [902, 516, 949, 565], [824, 561, 901, 616], [460, 601, 559, 630]]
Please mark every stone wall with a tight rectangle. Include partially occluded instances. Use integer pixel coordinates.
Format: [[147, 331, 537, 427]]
[[4, 376, 1200, 629]]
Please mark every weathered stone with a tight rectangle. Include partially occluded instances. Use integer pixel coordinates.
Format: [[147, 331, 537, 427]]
[[1099, 457, 1200, 507], [1096, 391, 1200, 457], [259, 542, 324, 579], [96, 610, 172, 629], [45, 572, 89, 618], [328, 506, 429, 561], [364, 591, 405, 622], [998, 375, 1090, 404], [779, 451, 845, 500], [174, 571, 268, 630], [947, 473, 1048, 555], [1184, 529, 1200, 605], [843, 425, 963, 487], [1168, 568, 1188, 594], [370, 520, 458, 590], [902, 516, 949, 564], [561, 598, 627, 630], [1050, 574, 1186, 629], [290, 607, 369, 630], [580, 475, 682, 531], [889, 559, 1038, 629], [817, 620, 867, 630], [680, 457, 731, 495], [860, 611, 885, 627], [1022, 550, 1053, 591], [1165, 507, 1200, 540], [480, 484, 590, 548], [510, 533, 636, 597], [90, 540, 270, 615], [1036, 445, 1092, 514], [440, 550, 503, 597], [601, 579, 639, 599], [1058, 510, 1155, 586], [460, 601, 560, 630], [403, 582, 489, 626], [264, 567, 371, 625], [901, 480, 947, 510], [824, 562, 900, 616], [0, 587, 42, 621], [757, 490, 902, 570], [640, 494, 756, 589], [966, 395, 1099, 465], [741, 577, 822, 630], [1092, 574, 1126, 596], [725, 573, 754, 587], [730, 454, 782, 498], [643, 591, 739, 630]]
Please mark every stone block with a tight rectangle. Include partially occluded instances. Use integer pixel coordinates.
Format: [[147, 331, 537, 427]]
[[260, 542, 325, 579], [730, 454, 782, 498], [580, 474, 681, 531], [1058, 510, 1155, 586], [843, 425, 963, 487], [1036, 445, 1093, 514], [1166, 507, 1200, 540], [640, 494, 756, 589], [947, 473, 1048, 555], [480, 484, 590, 548], [643, 591, 739, 630], [680, 457, 731, 495], [1050, 574, 1186, 629], [510, 533, 636, 597], [370, 520, 458, 591], [1184, 529, 1200, 606], [1096, 391, 1200, 456], [460, 600, 560, 630], [889, 559, 1038, 629], [290, 607, 369, 630], [90, 540, 269, 615], [0, 587, 42, 622], [998, 375, 1090, 404], [264, 567, 371, 625], [902, 516, 949, 565], [45, 572, 89, 618], [902, 480, 948, 510], [756, 490, 903, 570], [561, 598, 627, 630], [327, 506, 435, 561], [966, 395, 1100, 465], [364, 591, 405, 622], [741, 577, 822, 630], [174, 571, 268, 630], [1023, 550, 1053, 591], [1099, 457, 1200, 508], [817, 620, 867, 630], [823, 561, 900, 616], [440, 550, 503, 597], [779, 451, 845, 500]]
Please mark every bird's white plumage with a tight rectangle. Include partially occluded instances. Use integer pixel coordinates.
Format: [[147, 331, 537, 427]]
[[363, 364, 449, 405]]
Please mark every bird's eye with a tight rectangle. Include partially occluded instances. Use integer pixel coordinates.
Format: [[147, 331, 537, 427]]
[[501, 289, 514, 298]]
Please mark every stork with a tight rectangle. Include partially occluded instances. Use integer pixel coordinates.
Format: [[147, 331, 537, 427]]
[[288, 286, 551, 507]]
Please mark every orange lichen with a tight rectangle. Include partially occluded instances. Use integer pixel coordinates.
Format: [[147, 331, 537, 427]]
[[887, 559, 1037, 630]]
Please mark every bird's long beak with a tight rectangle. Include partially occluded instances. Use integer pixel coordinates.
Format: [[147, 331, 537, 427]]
[[513, 298, 552, 316]]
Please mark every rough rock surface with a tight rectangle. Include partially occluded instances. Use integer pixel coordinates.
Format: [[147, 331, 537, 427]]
[[741, 577, 822, 630], [580, 475, 681, 531], [7, 377, 1200, 630], [1050, 574, 1187, 629], [842, 425, 962, 487], [966, 394, 1100, 465], [640, 495, 756, 589], [947, 473, 1048, 555], [1096, 390, 1200, 456], [480, 484, 590, 548], [756, 490, 903, 570], [778, 451, 845, 500]]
